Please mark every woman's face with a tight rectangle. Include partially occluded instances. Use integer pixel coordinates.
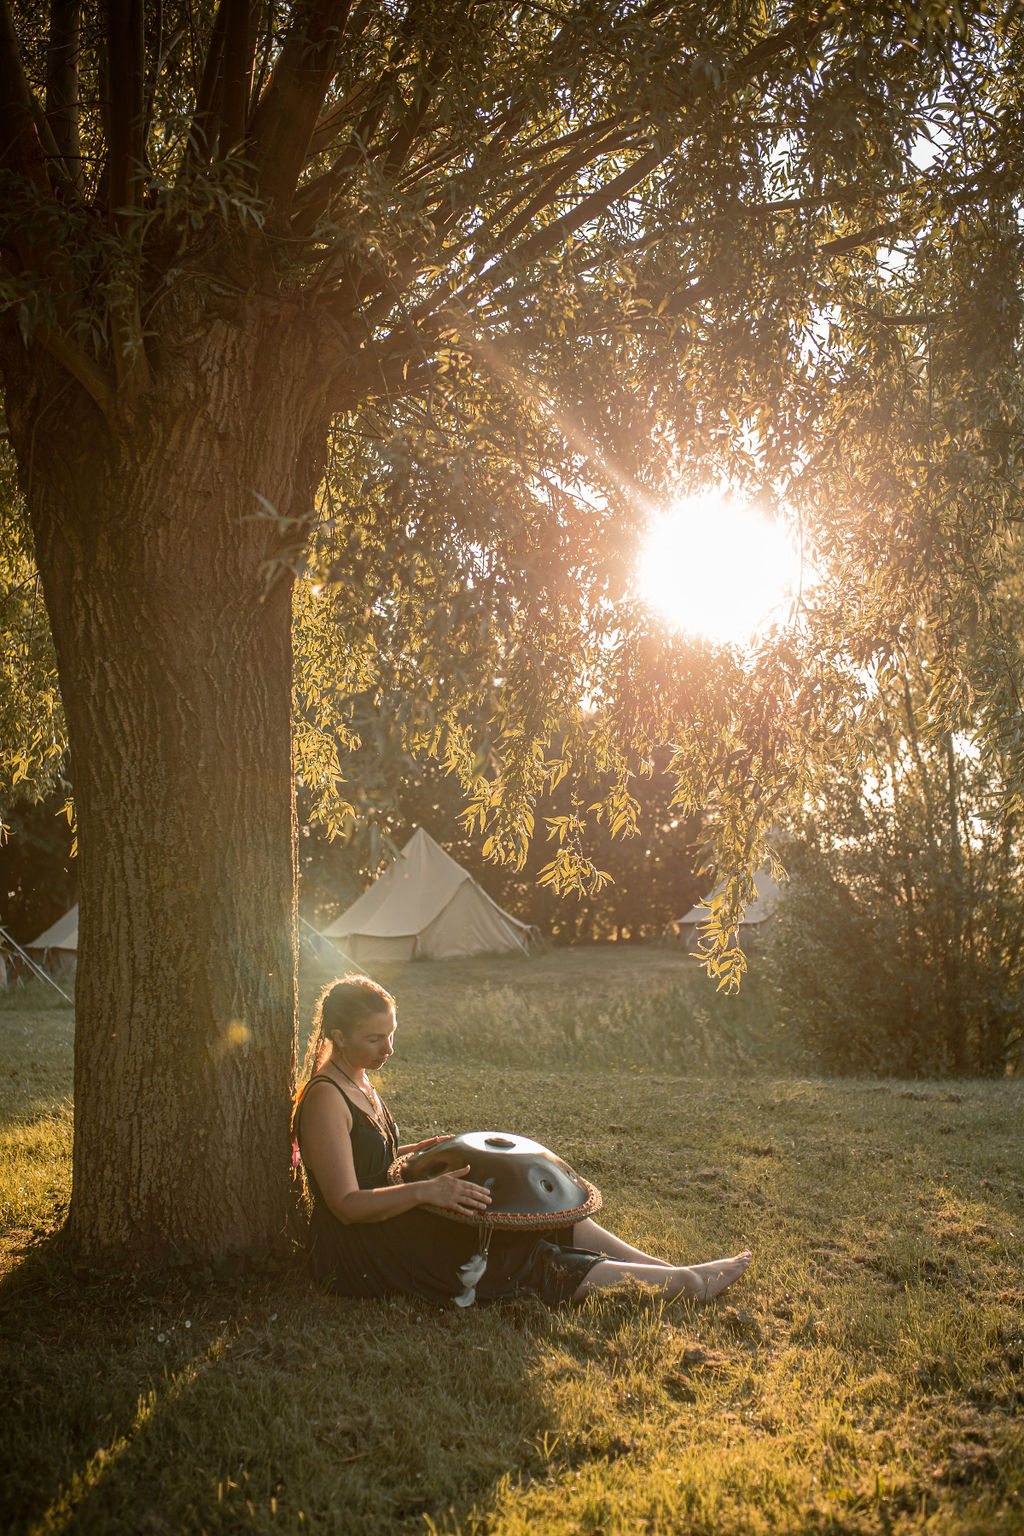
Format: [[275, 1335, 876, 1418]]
[[334, 1008, 396, 1072]]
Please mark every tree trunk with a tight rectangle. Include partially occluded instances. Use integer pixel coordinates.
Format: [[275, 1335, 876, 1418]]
[[3, 309, 330, 1260], [942, 732, 967, 1074]]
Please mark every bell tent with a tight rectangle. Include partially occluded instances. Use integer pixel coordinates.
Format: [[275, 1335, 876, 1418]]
[[27, 903, 79, 974], [322, 828, 539, 965], [666, 867, 783, 953]]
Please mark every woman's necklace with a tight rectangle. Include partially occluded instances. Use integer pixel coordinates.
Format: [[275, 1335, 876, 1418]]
[[333, 1063, 387, 1131]]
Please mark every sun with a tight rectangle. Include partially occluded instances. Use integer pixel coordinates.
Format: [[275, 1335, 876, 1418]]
[[636, 493, 799, 645]]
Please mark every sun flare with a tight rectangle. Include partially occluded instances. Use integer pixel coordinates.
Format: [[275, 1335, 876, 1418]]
[[636, 494, 798, 645]]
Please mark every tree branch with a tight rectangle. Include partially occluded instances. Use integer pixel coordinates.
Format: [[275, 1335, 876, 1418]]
[[304, 78, 371, 160], [37, 320, 115, 416], [378, 36, 452, 182], [456, 109, 634, 192], [369, 12, 827, 343], [288, 80, 393, 233], [100, 0, 152, 396], [487, 123, 656, 255], [617, 218, 904, 324], [513, 156, 1013, 342], [249, 0, 277, 111], [105, 0, 145, 212], [289, 10, 432, 236], [0, 0, 51, 189], [463, 116, 636, 228], [293, 2, 534, 231], [505, 12, 823, 274], [248, 0, 354, 210], [451, 208, 921, 351], [46, 0, 82, 192], [142, 0, 162, 150], [326, 343, 436, 415], [0, 8, 115, 414], [184, 0, 227, 166], [221, 0, 254, 154], [300, 0, 377, 149], [368, 136, 665, 347], [0, 243, 115, 415], [296, 28, 456, 228]]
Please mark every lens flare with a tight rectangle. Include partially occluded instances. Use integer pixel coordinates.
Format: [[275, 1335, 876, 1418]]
[[637, 494, 798, 645]]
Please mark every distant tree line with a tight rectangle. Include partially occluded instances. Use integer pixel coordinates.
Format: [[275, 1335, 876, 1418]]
[[299, 746, 706, 944]]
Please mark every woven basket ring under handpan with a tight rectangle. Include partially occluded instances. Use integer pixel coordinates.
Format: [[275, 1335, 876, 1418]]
[[388, 1131, 602, 1229]]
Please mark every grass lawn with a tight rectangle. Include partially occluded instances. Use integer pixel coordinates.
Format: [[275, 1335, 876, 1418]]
[[1, 950, 1023, 1535]]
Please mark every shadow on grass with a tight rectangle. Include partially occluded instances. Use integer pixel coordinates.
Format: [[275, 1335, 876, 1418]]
[[0, 1232, 566, 1536]]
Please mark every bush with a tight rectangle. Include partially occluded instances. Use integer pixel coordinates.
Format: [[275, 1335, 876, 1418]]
[[762, 840, 1023, 1077]]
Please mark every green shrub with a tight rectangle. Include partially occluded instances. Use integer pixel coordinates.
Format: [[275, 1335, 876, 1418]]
[[762, 841, 1023, 1077]]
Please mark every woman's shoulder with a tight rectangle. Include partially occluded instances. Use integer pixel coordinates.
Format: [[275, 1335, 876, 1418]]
[[299, 1075, 354, 1122]]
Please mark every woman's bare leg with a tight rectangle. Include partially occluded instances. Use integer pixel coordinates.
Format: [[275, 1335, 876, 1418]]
[[571, 1250, 752, 1303], [571, 1217, 672, 1266]]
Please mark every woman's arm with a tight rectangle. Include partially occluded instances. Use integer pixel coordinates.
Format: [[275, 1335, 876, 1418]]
[[299, 1083, 490, 1226]]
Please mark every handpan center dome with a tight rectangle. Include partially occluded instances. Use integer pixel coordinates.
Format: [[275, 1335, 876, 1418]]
[[388, 1131, 601, 1228]]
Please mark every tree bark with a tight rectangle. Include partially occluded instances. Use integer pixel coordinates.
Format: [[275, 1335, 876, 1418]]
[[942, 731, 967, 1074], [2, 304, 330, 1260]]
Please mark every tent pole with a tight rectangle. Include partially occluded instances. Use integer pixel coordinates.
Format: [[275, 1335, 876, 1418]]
[[298, 916, 370, 978], [0, 925, 74, 1004]]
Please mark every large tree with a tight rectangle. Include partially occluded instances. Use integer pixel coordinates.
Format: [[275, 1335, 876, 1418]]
[[2, 0, 1021, 1259]]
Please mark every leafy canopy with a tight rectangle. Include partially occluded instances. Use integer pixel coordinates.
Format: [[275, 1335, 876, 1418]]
[[3, 0, 1023, 979]]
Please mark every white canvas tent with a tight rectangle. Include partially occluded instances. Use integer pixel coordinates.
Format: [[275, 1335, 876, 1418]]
[[27, 903, 79, 975], [666, 867, 783, 952], [322, 828, 539, 964]]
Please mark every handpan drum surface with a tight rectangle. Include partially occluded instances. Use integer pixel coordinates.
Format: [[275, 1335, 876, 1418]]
[[388, 1131, 602, 1228]]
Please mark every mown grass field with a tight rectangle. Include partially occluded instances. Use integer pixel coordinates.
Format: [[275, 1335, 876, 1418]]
[[2, 948, 1023, 1535]]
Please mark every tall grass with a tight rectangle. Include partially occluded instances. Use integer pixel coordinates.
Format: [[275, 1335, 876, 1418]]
[[2, 952, 1023, 1535], [310, 944, 808, 1077], [388, 974, 801, 1075]]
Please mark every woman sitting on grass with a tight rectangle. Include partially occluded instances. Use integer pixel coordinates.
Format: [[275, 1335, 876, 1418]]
[[292, 975, 752, 1309]]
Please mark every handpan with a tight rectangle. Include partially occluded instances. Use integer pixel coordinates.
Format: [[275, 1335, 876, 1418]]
[[388, 1131, 601, 1229]]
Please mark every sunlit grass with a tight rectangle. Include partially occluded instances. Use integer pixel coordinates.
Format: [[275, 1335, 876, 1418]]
[[2, 954, 1022, 1534]]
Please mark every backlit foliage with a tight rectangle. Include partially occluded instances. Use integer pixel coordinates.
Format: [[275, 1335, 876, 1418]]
[[3, 0, 1024, 981]]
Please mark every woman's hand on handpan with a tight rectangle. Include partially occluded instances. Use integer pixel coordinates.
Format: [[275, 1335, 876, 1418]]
[[423, 1165, 492, 1215], [401, 1135, 449, 1154]]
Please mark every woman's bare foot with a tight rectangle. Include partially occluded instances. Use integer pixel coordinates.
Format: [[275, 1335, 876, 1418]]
[[681, 1249, 753, 1301]]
